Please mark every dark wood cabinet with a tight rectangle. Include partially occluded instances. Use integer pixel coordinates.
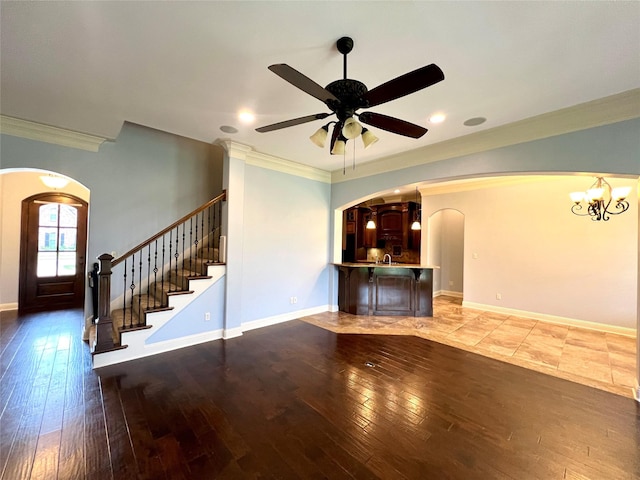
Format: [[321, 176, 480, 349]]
[[375, 202, 419, 249], [337, 265, 434, 317]]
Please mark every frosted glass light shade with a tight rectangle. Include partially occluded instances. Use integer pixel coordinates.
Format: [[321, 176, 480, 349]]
[[587, 187, 604, 201], [40, 175, 69, 189], [366, 220, 376, 229], [569, 191, 585, 203], [361, 128, 379, 149], [331, 138, 346, 155], [309, 125, 329, 147], [411, 220, 421, 230], [342, 117, 363, 139], [612, 186, 632, 201]]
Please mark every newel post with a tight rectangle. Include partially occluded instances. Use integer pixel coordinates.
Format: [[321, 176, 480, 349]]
[[92, 253, 116, 354]]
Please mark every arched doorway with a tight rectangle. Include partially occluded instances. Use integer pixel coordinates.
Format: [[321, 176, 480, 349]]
[[19, 192, 88, 312]]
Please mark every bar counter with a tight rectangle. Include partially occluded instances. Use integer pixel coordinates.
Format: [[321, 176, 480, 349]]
[[333, 263, 437, 317]]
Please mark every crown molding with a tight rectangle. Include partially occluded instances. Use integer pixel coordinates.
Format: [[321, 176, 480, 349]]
[[331, 88, 640, 183], [217, 140, 331, 183], [0, 115, 107, 152]]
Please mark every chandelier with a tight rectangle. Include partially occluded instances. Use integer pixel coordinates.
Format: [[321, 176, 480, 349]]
[[569, 177, 631, 221]]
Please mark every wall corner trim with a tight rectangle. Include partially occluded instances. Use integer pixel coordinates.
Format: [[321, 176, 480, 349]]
[[0, 115, 107, 152]]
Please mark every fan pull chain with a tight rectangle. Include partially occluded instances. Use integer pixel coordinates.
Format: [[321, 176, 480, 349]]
[[343, 147, 346, 175], [353, 140, 356, 170]]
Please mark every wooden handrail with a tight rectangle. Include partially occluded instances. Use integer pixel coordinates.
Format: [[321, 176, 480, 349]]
[[112, 190, 226, 267]]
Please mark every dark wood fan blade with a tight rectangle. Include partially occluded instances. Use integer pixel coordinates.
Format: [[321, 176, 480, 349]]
[[363, 64, 444, 107], [359, 112, 428, 138], [269, 64, 339, 104], [255, 113, 331, 133]]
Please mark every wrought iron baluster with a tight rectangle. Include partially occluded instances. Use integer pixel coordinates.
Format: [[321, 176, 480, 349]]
[[138, 250, 143, 326], [194, 213, 200, 268], [200, 211, 204, 267], [146, 245, 151, 311], [189, 217, 194, 266], [129, 253, 136, 329], [214, 205, 220, 263], [181, 222, 186, 280], [153, 240, 158, 309], [161, 235, 166, 296], [215, 201, 221, 262], [174, 227, 179, 291], [206, 205, 211, 250], [168, 230, 173, 292], [122, 258, 128, 331]]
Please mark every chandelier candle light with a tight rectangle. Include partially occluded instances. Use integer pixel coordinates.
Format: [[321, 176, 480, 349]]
[[569, 177, 631, 221]]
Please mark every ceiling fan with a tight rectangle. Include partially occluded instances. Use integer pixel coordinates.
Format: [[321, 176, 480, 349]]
[[256, 36, 445, 154]]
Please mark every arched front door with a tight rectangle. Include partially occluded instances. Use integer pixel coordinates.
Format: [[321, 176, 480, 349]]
[[19, 193, 88, 312]]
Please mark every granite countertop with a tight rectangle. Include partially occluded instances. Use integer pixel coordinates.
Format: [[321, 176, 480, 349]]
[[333, 262, 439, 269]]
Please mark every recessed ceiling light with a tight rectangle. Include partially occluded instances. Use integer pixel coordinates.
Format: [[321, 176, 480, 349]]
[[429, 113, 446, 124], [220, 125, 238, 134], [238, 110, 256, 124], [463, 117, 487, 127], [394, 189, 400, 194]]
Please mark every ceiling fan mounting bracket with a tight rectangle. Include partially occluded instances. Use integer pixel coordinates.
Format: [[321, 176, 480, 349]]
[[336, 37, 354, 56]]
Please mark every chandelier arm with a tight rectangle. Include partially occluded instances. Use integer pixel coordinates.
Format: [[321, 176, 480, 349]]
[[605, 200, 630, 216], [571, 204, 589, 216]]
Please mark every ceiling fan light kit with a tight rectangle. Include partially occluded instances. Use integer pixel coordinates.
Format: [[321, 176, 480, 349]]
[[256, 36, 444, 161]]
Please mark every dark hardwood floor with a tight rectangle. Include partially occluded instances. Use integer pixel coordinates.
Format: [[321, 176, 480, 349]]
[[1, 309, 638, 479]]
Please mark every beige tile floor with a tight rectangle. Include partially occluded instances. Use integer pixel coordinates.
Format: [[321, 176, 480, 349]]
[[301, 296, 638, 399]]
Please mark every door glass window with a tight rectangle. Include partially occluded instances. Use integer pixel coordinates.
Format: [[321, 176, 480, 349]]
[[37, 203, 78, 277]]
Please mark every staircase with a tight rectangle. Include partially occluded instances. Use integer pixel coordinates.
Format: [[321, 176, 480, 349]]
[[110, 246, 219, 342], [91, 191, 226, 367]]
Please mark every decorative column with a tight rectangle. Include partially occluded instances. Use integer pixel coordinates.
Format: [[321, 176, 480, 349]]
[[217, 140, 251, 339]]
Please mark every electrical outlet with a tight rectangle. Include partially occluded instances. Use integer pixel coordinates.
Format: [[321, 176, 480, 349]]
[[205, 312, 210, 321], [449, 281, 454, 287], [496, 293, 502, 300]]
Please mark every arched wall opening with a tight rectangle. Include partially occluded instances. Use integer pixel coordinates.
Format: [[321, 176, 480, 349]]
[[0, 168, 91, 314]]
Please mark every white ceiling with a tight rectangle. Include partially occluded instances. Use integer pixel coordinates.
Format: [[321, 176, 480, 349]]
[[1, 1, 639, 173]]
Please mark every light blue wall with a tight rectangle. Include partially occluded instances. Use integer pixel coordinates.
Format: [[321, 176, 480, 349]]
[[146, 276, 225, 343], [240, 164, 331, 324]]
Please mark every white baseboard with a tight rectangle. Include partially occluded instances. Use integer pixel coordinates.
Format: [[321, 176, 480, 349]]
[[242, 305, 331, 332], [0, 303, 18, 312], [222, 326, 243, 340], [93, 327, 225, 369], [434, 290, 463, 299], [462, 300, 636, 338]]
